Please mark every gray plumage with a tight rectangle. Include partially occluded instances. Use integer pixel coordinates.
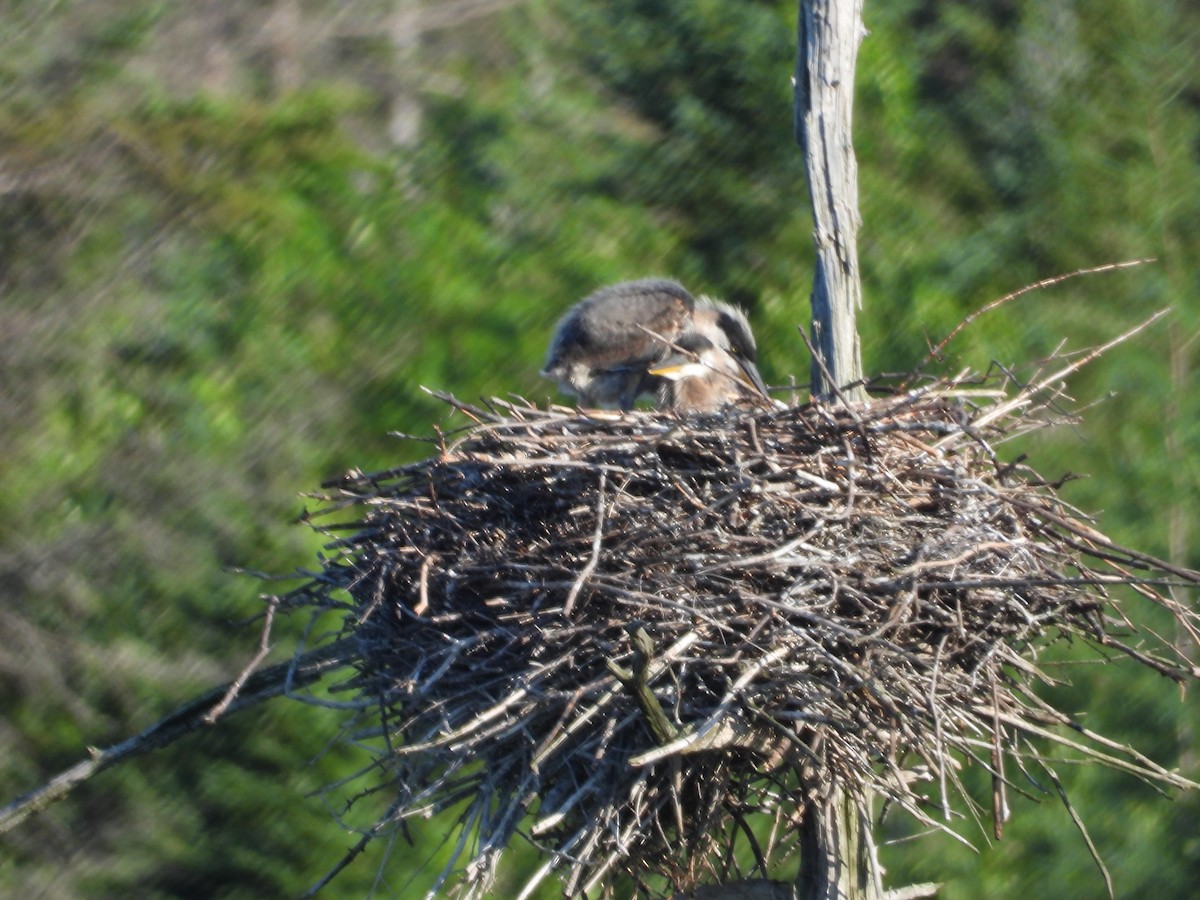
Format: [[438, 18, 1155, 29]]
[[541, 279, 767, 409]]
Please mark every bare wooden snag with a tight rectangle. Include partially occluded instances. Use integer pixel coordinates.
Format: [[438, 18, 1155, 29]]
[[795, 0, 866, 402], [793, 2, 877, 898], [693, 4, 876, 899], [797, 788, 882, 900], [691, 3, 880, 898]]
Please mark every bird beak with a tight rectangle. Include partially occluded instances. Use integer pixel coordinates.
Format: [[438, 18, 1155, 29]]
[[735, 357, 770, 400], [647, 359, 710, 381]]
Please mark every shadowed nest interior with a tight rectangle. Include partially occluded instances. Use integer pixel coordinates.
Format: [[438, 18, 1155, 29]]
[[283, 377, 1199, 899]]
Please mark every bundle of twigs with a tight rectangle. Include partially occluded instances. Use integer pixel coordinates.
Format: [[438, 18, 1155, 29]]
[[284, 356, 1199, 898]]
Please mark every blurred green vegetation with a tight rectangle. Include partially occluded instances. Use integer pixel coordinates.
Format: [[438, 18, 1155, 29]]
[[1, 0, 1196, 897]]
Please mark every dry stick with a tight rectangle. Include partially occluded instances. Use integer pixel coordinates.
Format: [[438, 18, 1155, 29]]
[[1085, 556, 1200, 645], [990, 673, 1008, 840], [1016, 495, 1200, 586], [988, 708, 1197, 790], [1005, 684, 1192, 788], [1042, 763, 1115, 900], [0, 637, 357, 834], [884, 885, 942, 900], [797, 325, 864, 413], [530, 632, 702, 770], [414, 552, 437, 616], [529, 768, 609, 836], [564, 470, 608, 616], [937, 309, 1171, 447], [300, 794, 407, 899], [910, 258, 1157, 382], [929, 636, 951, 823], [204, 599, 279, 724], [420, 386, 493, 425], [516, 828, 588, 900], [629, 643, 794, 767], [697, 525, 827, 574]]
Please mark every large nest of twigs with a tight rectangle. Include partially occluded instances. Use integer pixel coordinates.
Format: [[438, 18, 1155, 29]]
[[285, 376, 1199, 898]]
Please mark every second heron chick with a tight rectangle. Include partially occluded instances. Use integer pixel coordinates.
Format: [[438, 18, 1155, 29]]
[[649, 329, 768, 412], [541, 278, 767, 409]]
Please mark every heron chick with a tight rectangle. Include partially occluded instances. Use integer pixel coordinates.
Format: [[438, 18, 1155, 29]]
[[648, 331, 767, 412], [541, 278, 768, 409]]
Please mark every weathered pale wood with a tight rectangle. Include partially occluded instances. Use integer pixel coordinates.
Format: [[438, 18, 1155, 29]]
[[794, 0, 866, 401], [796, 789, 883, 900], [791, 3, 882, 898]]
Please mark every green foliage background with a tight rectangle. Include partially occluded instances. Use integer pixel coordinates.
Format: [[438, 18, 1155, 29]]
[[1, 1, 1196, 897]]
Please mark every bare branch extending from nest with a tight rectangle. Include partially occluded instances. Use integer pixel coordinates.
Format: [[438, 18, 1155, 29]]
[[911, 258, 1157, 379], [204, 598, 280, 724], [280, 364, 1199, 897], [0, 638, 355, 834]]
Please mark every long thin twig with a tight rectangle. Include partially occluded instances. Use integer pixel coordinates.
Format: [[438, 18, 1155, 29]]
[[911, 258, 1157, 379], [0, 637, 356, 834], [939, 309, 1170, 442], [564, 471, 607, 616], [204, 598, 279, 723]]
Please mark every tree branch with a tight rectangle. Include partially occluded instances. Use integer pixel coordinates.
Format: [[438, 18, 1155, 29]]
[[0, 638, 355, 834]]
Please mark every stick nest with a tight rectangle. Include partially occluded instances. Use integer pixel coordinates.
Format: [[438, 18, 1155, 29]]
[[285, 381, 1199, 898]]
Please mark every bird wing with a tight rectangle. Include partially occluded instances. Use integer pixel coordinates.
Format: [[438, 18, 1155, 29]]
[[543, 279, 695, 375]]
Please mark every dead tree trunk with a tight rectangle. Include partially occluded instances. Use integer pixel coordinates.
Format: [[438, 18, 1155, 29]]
[[677, 6, 890, 900], [794, 0, 866, 402], [796, 787, 882, 900], [792, 3, 878, 897]]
